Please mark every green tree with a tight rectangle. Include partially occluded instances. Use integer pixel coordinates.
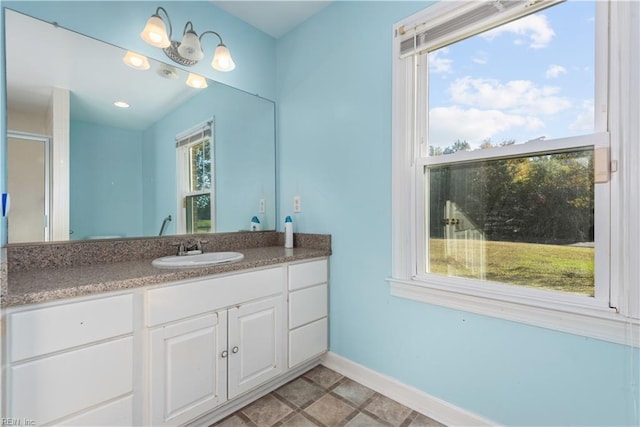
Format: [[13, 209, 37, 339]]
[[429, 138, 594, 245], [443, 140, 471, 154]]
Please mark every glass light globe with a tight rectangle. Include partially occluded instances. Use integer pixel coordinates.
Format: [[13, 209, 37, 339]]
[[211, 44, 235, 72]]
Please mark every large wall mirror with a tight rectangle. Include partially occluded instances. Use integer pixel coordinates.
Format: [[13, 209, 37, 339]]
[[4, 9, 276, 244]]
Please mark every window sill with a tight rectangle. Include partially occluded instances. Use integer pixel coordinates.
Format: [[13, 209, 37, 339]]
[[388, 277, 639, 347]]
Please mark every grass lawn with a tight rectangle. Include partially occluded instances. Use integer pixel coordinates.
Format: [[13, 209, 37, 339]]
[[429, 238, 594, 296]]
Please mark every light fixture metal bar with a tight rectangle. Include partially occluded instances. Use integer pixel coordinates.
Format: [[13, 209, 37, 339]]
[[163, 41, 198, 67]]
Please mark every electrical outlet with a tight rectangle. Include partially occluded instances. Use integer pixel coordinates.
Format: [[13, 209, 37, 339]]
[[293, 196, 301, 213], [259, 199, 266, 213]]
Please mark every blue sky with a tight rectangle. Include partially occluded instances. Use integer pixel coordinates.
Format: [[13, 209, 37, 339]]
[[427, 0, 595, 151]]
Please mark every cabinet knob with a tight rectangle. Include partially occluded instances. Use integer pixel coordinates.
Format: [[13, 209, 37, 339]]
[[221, 350, 228, 358], [232, 346, 239, 354]]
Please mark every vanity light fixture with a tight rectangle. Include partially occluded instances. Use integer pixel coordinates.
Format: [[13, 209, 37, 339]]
[[140, 6, 236, 72], [122, 51, 150, 70], [186, 73, 208, 89]]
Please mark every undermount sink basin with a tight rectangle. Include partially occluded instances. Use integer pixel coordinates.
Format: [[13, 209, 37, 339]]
[[152, 252, 245, 269]]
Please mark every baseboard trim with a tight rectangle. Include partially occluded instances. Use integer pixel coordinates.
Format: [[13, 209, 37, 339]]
[[321, 352, 496, 427]]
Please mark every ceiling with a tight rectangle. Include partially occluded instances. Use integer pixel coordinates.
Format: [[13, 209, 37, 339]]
[[212, 1, 332, 38]]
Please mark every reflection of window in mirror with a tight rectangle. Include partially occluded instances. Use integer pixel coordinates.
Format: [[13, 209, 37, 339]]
[[176, 120, 214, 234]]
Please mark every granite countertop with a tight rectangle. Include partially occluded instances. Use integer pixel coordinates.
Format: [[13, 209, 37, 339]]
[[5, 246, 330, 307]]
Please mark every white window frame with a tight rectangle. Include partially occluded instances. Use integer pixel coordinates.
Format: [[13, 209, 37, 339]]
[[176, 120, 215, 235], [390, 0, 640, 347]]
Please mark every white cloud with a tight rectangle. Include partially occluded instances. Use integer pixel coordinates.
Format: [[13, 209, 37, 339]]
[[429, 74, 575, 147], [428, 48, 453, 74], [482, 14, 555, 49], [545, 64, 567, 79], [429, 106, 544, 148], [568, 100, 595, 132], [472, 50, 488, 65], [448, 76, 572, 115]]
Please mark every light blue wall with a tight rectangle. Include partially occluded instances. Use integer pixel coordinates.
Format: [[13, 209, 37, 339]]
[[141, 83, 276, 236], [69, 120, 143, 239], [276, 2, 639, 426]]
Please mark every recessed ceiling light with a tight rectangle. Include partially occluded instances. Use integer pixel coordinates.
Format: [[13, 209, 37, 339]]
[[113, 101, 130, 108]]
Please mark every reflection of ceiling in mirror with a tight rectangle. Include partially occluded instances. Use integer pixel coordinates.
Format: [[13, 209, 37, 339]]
[[5, 9, 205, 131]]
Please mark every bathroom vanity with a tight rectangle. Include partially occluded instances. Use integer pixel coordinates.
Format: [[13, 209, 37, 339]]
[[1, 233, 330, 426]]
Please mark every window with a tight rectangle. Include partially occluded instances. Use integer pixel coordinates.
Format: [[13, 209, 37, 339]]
[[391, 0, 640, 345], [414, 1, 608, 300], [176, 121, 214, 234], [428, 149, 596, 296]]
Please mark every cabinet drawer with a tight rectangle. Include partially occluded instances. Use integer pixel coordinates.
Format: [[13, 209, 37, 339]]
[[289, 318, 328, 368], [289, 283, 327, 329], [9, 336, 133, 426], [288, 259, 328, 291], [9, 294, 133, 362], [147, 266, 284, 327], [55, 395, 133, 426]]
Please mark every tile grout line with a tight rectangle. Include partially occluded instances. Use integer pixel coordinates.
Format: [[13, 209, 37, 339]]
[[213, 365, 442, 427]]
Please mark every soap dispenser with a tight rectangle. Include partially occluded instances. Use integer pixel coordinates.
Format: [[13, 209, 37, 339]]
[[284, 216, 293, 248], [250, 216, 261, 231]]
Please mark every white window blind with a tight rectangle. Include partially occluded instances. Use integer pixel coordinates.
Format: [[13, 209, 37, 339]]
[[398, 0, 564, 57], [175, 120, 213, 148]]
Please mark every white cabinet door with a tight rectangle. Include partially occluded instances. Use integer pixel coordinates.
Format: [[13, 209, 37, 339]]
[[228, 295, 285, 399], [149, 313, 228, 426]]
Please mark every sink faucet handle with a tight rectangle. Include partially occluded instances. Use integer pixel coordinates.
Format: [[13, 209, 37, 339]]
[[196, 240, 209, 251], [171, 241, 186, 255]]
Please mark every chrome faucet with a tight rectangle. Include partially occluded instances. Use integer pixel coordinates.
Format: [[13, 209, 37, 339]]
[[174, 241, 187, 256], [174, 240, 208, 256], [191, 240, 208, 251], [158, 214, 172, 236]]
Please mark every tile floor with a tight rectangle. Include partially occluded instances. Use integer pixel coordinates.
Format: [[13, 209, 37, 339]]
[[212, 365, 446, 427]]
